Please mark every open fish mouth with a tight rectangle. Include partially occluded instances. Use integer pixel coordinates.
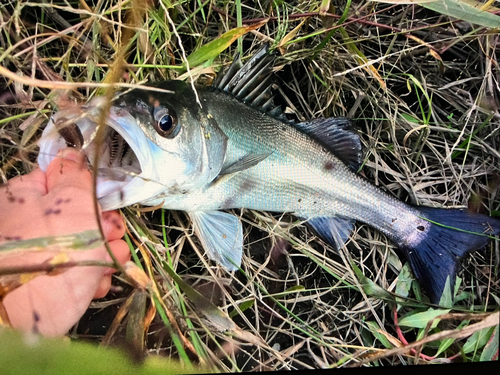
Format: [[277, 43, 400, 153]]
[[38, 99, 146, 201], [98, 127, 142, 182]]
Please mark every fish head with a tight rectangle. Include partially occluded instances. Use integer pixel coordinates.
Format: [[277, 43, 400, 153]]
[[38, 81, 228, 211], [116, 81, 228, 193]]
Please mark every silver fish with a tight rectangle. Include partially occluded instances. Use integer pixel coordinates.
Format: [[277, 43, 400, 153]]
[[38, 45, 500, 303]]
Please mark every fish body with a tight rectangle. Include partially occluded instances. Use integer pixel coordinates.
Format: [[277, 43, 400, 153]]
[[134, 83, 428, 241], [38, 45, 500, 303]]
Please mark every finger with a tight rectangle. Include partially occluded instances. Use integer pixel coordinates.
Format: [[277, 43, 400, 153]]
[[103, 239, 131, 276], [94, 239, 131, 298], [94, 240, 130, 299], [45, 148, 92, 193], [93, 275, 112, 299], [1, 168, 47, 198], [101, 211, 126, 241]]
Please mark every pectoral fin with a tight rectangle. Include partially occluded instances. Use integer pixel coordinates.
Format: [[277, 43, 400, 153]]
[[301, 215, 354, 250], [189, 211, 243, 271], [219, 152, 272, 176], [210, 152, 272, 188]]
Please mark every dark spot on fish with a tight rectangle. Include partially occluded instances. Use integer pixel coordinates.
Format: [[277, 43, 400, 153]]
[[64, 198, 71, 203], [281, 126, 286, 132], [417, 226, 425, 232], [4, 235, 22, 241], [298, 198, 302, 203], [240, 180, 254, 192], [53, 208, 61, 215], [17, 197, 25, 204], [44, 208, 53, 216], [313, 201, 317, 204], [33, 311, 40, 323], [119, 190, 125, 202], [223, 197, 235, 208], [324, 160, 335, 171], [392, 218, 397, 223], [55, 198, 63, 205], [7, 195, 15, 203]]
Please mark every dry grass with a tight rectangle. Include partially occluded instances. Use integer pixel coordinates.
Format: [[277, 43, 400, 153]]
[[0, 0, 499, 370]]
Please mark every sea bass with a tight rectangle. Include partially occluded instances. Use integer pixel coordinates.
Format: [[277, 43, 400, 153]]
[[38, 45, 500, 303]]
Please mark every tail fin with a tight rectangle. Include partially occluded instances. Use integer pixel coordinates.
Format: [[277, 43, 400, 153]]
[[400, 207, 500, 304]]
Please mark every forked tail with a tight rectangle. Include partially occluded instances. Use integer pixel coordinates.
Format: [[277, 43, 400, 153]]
[[399, 207, 500, 303]]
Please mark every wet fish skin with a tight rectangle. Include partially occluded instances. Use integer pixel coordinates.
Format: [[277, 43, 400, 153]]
[[130, 83, 433, 241], [37, 47, 500, 303]]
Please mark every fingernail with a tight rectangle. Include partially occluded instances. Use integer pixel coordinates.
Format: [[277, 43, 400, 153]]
[[57, 147, 82, 163]]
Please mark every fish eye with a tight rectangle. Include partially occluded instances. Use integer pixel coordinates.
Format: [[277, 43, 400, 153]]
[[152, 106, 180, 138], [158, 114, 173, 132]]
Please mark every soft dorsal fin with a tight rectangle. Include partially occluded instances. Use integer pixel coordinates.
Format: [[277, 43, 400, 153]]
[[293, 118, 362, 171], [212, 44, 289, 122]]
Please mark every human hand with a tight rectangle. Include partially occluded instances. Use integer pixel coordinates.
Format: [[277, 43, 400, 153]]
[[0, 148, 130, 336]]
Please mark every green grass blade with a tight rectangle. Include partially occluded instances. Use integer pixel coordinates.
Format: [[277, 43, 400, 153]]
[[423, 0, 500, 29]]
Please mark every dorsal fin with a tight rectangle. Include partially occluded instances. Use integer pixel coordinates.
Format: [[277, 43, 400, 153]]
[[212, 53, 243, 90], [293, 118, 363, 171], [212, 44, 289, 122]]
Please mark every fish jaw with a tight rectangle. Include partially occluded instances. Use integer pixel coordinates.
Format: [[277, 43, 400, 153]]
[[37, 98, 189, 211]]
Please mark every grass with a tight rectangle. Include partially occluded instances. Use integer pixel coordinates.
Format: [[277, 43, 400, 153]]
[[0, 0, 499, 370]]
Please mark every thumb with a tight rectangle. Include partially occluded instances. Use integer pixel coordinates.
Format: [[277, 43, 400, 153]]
[[45, 148, 93, 193]]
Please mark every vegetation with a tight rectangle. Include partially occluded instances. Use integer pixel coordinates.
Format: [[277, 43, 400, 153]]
[[0, 0, 498, 370]]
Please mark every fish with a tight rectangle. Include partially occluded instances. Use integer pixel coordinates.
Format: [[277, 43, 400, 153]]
[[37, 44, 500, 304]]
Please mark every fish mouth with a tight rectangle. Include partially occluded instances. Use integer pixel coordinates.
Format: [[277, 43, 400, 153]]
[[98, 127, 142, 182], [50, 118, 143, 181], [38, 100, 148, 204]]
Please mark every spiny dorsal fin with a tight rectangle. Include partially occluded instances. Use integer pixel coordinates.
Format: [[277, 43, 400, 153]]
[[212, 53, 243, 90], [212, 44, 289, 122], [293, 118, 363, 171]]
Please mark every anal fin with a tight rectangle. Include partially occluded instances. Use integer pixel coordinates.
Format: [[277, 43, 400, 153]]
[[301, 215, 354, 250]]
